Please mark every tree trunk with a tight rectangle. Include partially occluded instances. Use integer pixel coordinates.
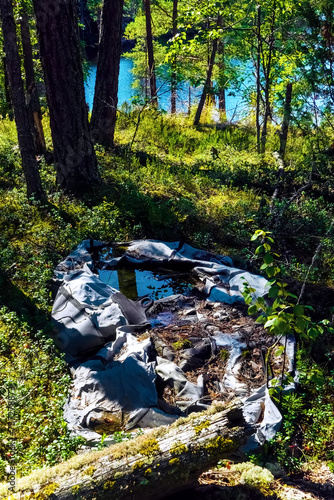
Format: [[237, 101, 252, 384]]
[[90, 0, 124, 147], [261, 0, 276, 153], [33, 0, 100, 195], [2, 56, 12, 116], [170, 0, 178, 114], [256, 5, 261, 154], [20, 9, 46, 155], [5, 401, 247, 500], [0, 0, 45, 201], [217, 40, 226, 120], [279, 82, 292, 158], [194, 39, 218, 126], [145, 0, 157, 105]]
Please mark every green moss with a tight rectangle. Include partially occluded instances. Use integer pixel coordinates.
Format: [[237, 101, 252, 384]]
[[204, 436, 235, 454], [170, 442, 187, 456], [169, 458, 180, 466], [83, 466, 95, 476], [27, 483, 59, 499], [172, 339, 192, 350], [132, 460, 145, 471], [40, 483, 59, 497], [103, 480, 115, 490], [194, 420, 210, 435], [219, 349, 229, 360], [231, 462, 274, 492], [137, 438, 160, 457]]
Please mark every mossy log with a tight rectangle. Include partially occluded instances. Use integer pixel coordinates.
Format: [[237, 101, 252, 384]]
[[1, 400, 249, 500]]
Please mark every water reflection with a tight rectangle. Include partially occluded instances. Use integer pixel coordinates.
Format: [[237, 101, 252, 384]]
[[98, 268, 193, 301], [84, 57, 246, 120]]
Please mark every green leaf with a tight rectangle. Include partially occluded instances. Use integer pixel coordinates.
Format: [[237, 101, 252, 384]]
[[255, 245, 264, 255], [293, 305, 304, 317], [272, 298, 281, 309], [307, 327, 321, 340], [296, 317, 307, 332], [263, 253, 274, 265], [248, 305, 258, 315], [264, 317, 280, 329], [275, 346, 285, 356], [266, 267, 281, 278]]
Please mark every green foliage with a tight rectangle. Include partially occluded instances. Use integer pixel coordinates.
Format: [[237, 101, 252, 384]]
[[269, 361, 334, 472], [0, 307, 84, 480], [0, 106, 332, 484], [243, 230, 333, 344]]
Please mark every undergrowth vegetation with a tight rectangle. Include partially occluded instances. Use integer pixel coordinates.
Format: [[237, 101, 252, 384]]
[[0, 108, 333, 481]]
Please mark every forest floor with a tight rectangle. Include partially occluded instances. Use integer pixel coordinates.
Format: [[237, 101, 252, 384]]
[[0, 110, 333, 496]]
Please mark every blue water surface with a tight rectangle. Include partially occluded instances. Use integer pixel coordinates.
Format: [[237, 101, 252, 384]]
[[85, 57, 249, 121]]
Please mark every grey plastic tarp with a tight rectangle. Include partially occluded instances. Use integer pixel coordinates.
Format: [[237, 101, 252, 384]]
[[52, 239, 296, 448]]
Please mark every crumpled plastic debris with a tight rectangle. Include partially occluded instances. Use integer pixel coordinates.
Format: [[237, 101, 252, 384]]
[[52, 239, 297, 449]]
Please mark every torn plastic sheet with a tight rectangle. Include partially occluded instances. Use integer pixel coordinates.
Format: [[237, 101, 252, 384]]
[[52, 240, 297, 449], [52, 266, 152, 358]]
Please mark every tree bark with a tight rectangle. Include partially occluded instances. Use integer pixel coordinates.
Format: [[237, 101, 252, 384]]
[[261, 0, 276, 153], [170, 0, 178, 114], [20, 9, 46, 155], [90, 0, 124, 147], [279, 82, 292, 157], [256, 5, 261, 154], [5, 401, 247, 500], [33, 0, 100, 195], [145, 0, 157, 105], [0, 0, 45, 201], [194, 39, 218, 126], [2, 55, 12, 116], [217, 40, 226, 121]]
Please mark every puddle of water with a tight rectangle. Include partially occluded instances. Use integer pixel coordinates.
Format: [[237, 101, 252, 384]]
[[98, 268, 194, 301]]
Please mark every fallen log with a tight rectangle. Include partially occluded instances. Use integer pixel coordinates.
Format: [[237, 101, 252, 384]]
[[1, 400, 249, 500]]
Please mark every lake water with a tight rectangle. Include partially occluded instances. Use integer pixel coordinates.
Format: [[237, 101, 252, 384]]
[[84, 57, 248, 121]]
